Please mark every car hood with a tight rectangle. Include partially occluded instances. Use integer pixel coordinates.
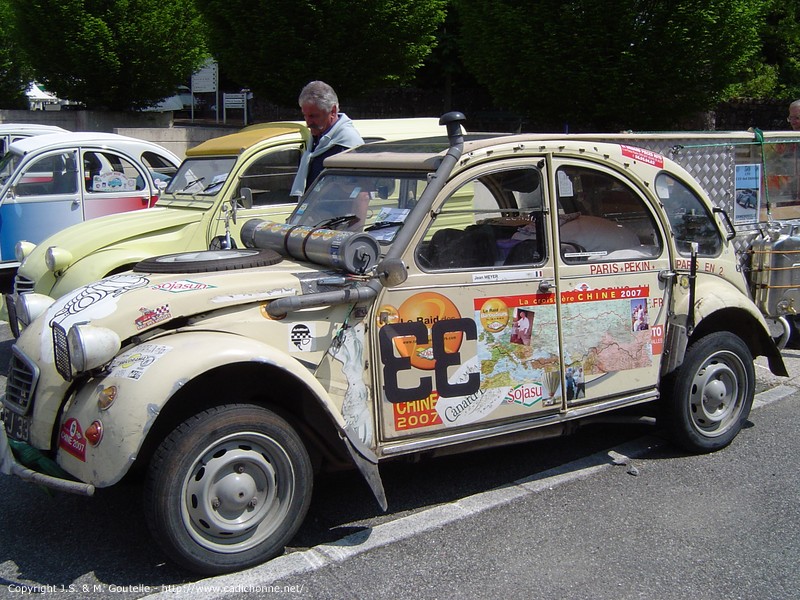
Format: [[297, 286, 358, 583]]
[[34, 258, 344, 344], [18, 207, 202, 281]]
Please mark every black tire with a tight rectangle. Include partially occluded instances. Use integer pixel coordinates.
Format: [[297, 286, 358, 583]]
[[133, 249, 281, 274], [785, 315, 800, 350], [662, 331, 754, 453], [144, 404, 313, 575]]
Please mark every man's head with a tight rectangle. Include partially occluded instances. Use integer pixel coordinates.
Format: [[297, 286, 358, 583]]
[[299, 81, 339, 137], [788, 100, 800, 131]]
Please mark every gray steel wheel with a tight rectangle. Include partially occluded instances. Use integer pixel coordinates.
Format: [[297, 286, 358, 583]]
[[145, 404, 312, 574], [663, 331, 754, 453]]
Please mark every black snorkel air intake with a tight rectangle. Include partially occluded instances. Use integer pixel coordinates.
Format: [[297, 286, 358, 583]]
[[265, 111, 466, 318]]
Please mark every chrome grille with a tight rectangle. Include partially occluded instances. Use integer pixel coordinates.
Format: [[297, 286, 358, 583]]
[[4, 346, 40, 414], [13, 274, 35, 293]]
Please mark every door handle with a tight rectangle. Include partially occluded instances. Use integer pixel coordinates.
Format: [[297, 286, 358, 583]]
[[538, 279, 553, 293]]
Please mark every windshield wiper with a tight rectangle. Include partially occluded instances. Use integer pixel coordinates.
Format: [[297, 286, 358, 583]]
[[179, 176, 205, 192], [201, 180, 225, 192], [314, 214, 359, 229], [365, 221, 404, 232]]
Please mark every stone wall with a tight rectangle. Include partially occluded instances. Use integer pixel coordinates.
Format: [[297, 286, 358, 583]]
[[0, 109, 239, 158]]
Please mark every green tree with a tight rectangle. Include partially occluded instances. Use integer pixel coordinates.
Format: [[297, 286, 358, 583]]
[[8, 0, 209, 110], [759, 2, 800, 99], [194, 0, 447, 107], [0, 0, 31, 108], [454, 0, 770, 131]]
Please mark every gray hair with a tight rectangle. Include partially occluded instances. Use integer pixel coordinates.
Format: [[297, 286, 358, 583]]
[[791, 99, 800, 111], [298, 81, 339, 112]]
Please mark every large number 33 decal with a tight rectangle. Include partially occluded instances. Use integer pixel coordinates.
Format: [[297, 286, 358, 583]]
[[379, 318, 480, 404]]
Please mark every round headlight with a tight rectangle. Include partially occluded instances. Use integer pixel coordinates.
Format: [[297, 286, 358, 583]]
[[15, 293, 55, 327], [67, 324, 121, 374], [45, 246, 73, 273], [15, 241, 36, 263]]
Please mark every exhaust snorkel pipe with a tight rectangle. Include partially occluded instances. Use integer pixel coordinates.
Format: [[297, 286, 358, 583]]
[[266, 111, 467, 318]]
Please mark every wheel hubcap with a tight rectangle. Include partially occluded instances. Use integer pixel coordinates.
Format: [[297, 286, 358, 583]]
[[181, 432, 295, 553], [689, 352, 746, 437]]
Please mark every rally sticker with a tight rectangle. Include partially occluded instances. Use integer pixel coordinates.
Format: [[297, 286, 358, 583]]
[[135, 304, 171, 330], [289, 323, 315, 352], [620, 145, 664, 168], [151, 280, 217, 293], [108, 344, 172, 380], [59, 418, 86, 462]]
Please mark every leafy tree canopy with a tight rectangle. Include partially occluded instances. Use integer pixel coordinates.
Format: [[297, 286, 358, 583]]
[[0, 0, 31, 108], [195, 0, 447, 107], [454, 0, 771, 131], [8, 0, 209, 110], [757, 2, 800, 99]]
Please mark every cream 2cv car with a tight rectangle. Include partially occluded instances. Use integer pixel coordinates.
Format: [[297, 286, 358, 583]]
[[8, 118, 443, 318], [0, 113, 787, 574]]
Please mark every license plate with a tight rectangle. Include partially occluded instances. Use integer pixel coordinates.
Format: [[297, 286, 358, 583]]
[[1, 407, 30, 442]]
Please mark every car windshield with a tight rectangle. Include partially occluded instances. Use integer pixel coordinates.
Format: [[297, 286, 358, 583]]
[[164, 157, 237, 197], [288, 171, 430, 244]]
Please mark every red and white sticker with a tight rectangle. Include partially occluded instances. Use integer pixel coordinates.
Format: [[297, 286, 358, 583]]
[[59, 418, 86, 462], [620, 145, 664, 168]]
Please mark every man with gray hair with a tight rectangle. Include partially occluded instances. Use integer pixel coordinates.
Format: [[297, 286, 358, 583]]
[[290, 81, 363, 196], [788, 99, 800, 131]]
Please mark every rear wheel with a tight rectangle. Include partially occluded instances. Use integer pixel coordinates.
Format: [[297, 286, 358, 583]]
[[662, 332, 754, 453], [144, 404, 312, 574]]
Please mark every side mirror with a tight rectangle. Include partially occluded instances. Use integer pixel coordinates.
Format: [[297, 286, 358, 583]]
[[238, 187, 253, 209], [377, 258, 408, 287]]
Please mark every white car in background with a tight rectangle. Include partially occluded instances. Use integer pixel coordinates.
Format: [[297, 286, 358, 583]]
[[0, 123, 68, 155], [0, 131, 180, 290]]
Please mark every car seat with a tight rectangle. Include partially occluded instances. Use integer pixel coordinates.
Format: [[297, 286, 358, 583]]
[[426, 223, 497, 269]]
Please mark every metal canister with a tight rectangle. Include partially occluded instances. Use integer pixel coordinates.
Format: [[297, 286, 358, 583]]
[[241, 219, 380, 274]]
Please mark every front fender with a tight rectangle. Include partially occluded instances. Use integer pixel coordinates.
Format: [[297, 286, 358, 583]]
[[672, 275, 771, 333], [55, 330, 345, 487], [670, 274, 786, 375]]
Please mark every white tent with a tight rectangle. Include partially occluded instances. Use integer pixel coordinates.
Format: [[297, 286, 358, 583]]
[[25, 82, 60, 110]]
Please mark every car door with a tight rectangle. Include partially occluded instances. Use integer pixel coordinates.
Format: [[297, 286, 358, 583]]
[[373, 159, 564, 443], [80, 149, 154, 219], [207, 145, 304, 245], [550, 159, 670, 406], [0, 149, 80, 260]]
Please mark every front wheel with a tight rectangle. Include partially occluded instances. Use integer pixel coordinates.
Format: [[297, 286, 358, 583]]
[[144, 405, 313, 574], [662, 332, 754, 453]]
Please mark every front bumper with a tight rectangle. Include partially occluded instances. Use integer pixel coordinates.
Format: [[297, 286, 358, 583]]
[[0, 420, 95, 496]]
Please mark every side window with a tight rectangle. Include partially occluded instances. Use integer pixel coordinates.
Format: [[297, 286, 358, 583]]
[[237, 147, 302, 206], [556, 166, 661, 263], [16, 151, 78, 196], [655, 173, 722, 257], [416, 167, 546, 270], [142, 151, 178, 185], [83, 151, 145, 193]]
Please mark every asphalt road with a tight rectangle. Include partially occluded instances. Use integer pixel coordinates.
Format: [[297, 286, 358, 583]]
[[1, 322, 799, 599]]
